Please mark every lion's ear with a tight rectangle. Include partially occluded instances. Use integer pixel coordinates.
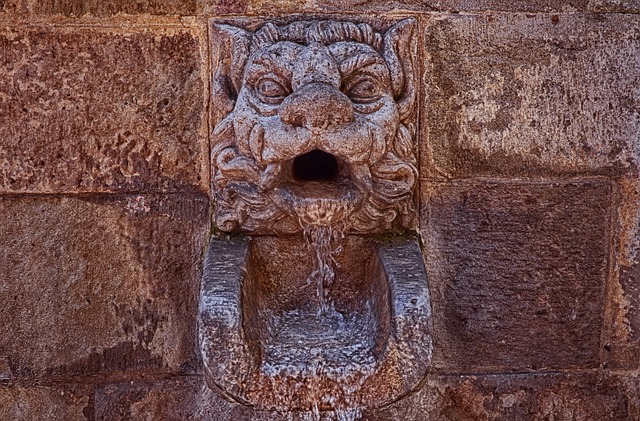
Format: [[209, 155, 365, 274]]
[[211, 23, 252, 123], [383, 18, 416, 121]]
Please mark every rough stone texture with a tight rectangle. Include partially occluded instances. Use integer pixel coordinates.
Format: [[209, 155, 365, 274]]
[[197, 0, 640, 15], [9, 0, 640, 15], [0, 0, 24, 13], [95, 378, 207, 421], [27, 0, 196, 16], [605, 176, 640, 369], [422, 13, 640, 179], [0, 194, 208, 378], [589, 0, 640, 12], [3, 0, 639, 18], [0, 25, 208, 193], [368, 372, 640, 421], [95, 377, 307, 420], [92, 372, 640, 420], [95, 377, 306, 420], [209, 19, 418, 234], [617, 177, 640, 343], [0, 384, 90, 421], [422, 180, 612, 372], [619, 264, 640, 344], [316, 0, 588, 13]]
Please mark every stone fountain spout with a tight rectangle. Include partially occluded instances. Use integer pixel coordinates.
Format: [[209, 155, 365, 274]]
[[200, 17, 432, 414]]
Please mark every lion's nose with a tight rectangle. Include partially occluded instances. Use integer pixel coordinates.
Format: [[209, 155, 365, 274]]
[[279, 83, 354, 131]]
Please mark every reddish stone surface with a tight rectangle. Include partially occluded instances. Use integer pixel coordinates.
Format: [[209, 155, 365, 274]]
[[604, 176, 640, 369], [421, 13, 640, 178], [0, 194, 208, 379], [28, 0, 197, 16], [589, 0, 640, 12], [368, 372, 640, 421], [422, 180, 612, 372], [95, 378, 206, 421], [0, 0, 23, 13], [95, 378, 278, 420], [197, 0, 640, 15], [0, 25, 208, 193], [90, 372, 640, 420], [620, 262, 640, 343], [315, 0, 595, 13], [0, 384, 91, 421]]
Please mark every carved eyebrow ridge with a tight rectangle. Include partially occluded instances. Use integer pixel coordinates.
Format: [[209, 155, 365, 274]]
[[244, 42, 303, 80], [339, 53, 387, 77], [246, 57, 293, 82]]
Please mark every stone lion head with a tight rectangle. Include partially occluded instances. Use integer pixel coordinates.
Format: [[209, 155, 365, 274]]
[[210, 19, 418, 234]]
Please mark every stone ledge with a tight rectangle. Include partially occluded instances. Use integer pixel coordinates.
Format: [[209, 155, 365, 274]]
[[370, 371, 640, 421]]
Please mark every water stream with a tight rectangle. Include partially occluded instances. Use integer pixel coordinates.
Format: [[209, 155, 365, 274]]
[[303, 223, 344, 315], [295, 407, 363, 421], [291, 186, 350, 314], [288, 198, 364, 420]]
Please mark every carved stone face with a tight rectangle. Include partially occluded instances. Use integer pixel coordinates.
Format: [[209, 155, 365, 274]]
[[211, 20, 418, 233], [236, 41, 398, 166]]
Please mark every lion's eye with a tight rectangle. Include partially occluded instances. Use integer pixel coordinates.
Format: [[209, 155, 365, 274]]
[[255, 78, 289, 103], [344, 78, 381, 104]]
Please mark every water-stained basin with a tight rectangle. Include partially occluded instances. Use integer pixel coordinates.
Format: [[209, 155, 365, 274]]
[[199, 235, 431, 412]]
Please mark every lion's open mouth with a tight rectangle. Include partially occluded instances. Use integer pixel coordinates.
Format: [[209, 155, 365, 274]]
[[269, 149, 366, 226], [293, 149, 338, 181]]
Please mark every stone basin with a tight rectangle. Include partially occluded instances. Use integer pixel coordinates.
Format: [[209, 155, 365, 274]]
[[199, 235, 432, 412]]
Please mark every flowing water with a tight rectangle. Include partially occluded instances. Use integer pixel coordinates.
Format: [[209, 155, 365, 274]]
[[303, 223, 344, 315], [269, 196, 366, 420], [295, 407, 363, 421], [292, 186, 350, 314]]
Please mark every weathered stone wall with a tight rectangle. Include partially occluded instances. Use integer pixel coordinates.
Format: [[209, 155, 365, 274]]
[[1, 2, 638, 420]]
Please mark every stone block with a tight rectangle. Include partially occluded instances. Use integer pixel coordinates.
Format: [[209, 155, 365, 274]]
[[93, 372, 640, 420], [95, 378, 263, 421], [367, 372, 639, 420], [196, 0, 639, 14], [28, 0, 196, 16], [422, 13, 640, 178], [96, 378, 203, 421], [317, 0, 590, 13], [0, 384, 90, 421], [617, 177, 640, 342], [422, 180, 611, 371], [619, 261, 640, 343], [0, 25, 208, 193], [0, 194, 208, 378], [605, 176, 640, 368], [197, 0, 308, 15], [589, 0, 640, 12], [604, 344, 640, 370]]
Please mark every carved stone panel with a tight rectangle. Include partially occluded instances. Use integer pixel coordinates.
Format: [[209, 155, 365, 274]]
[[209, 19, 418, 234], [201, 18, 431, 414]]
